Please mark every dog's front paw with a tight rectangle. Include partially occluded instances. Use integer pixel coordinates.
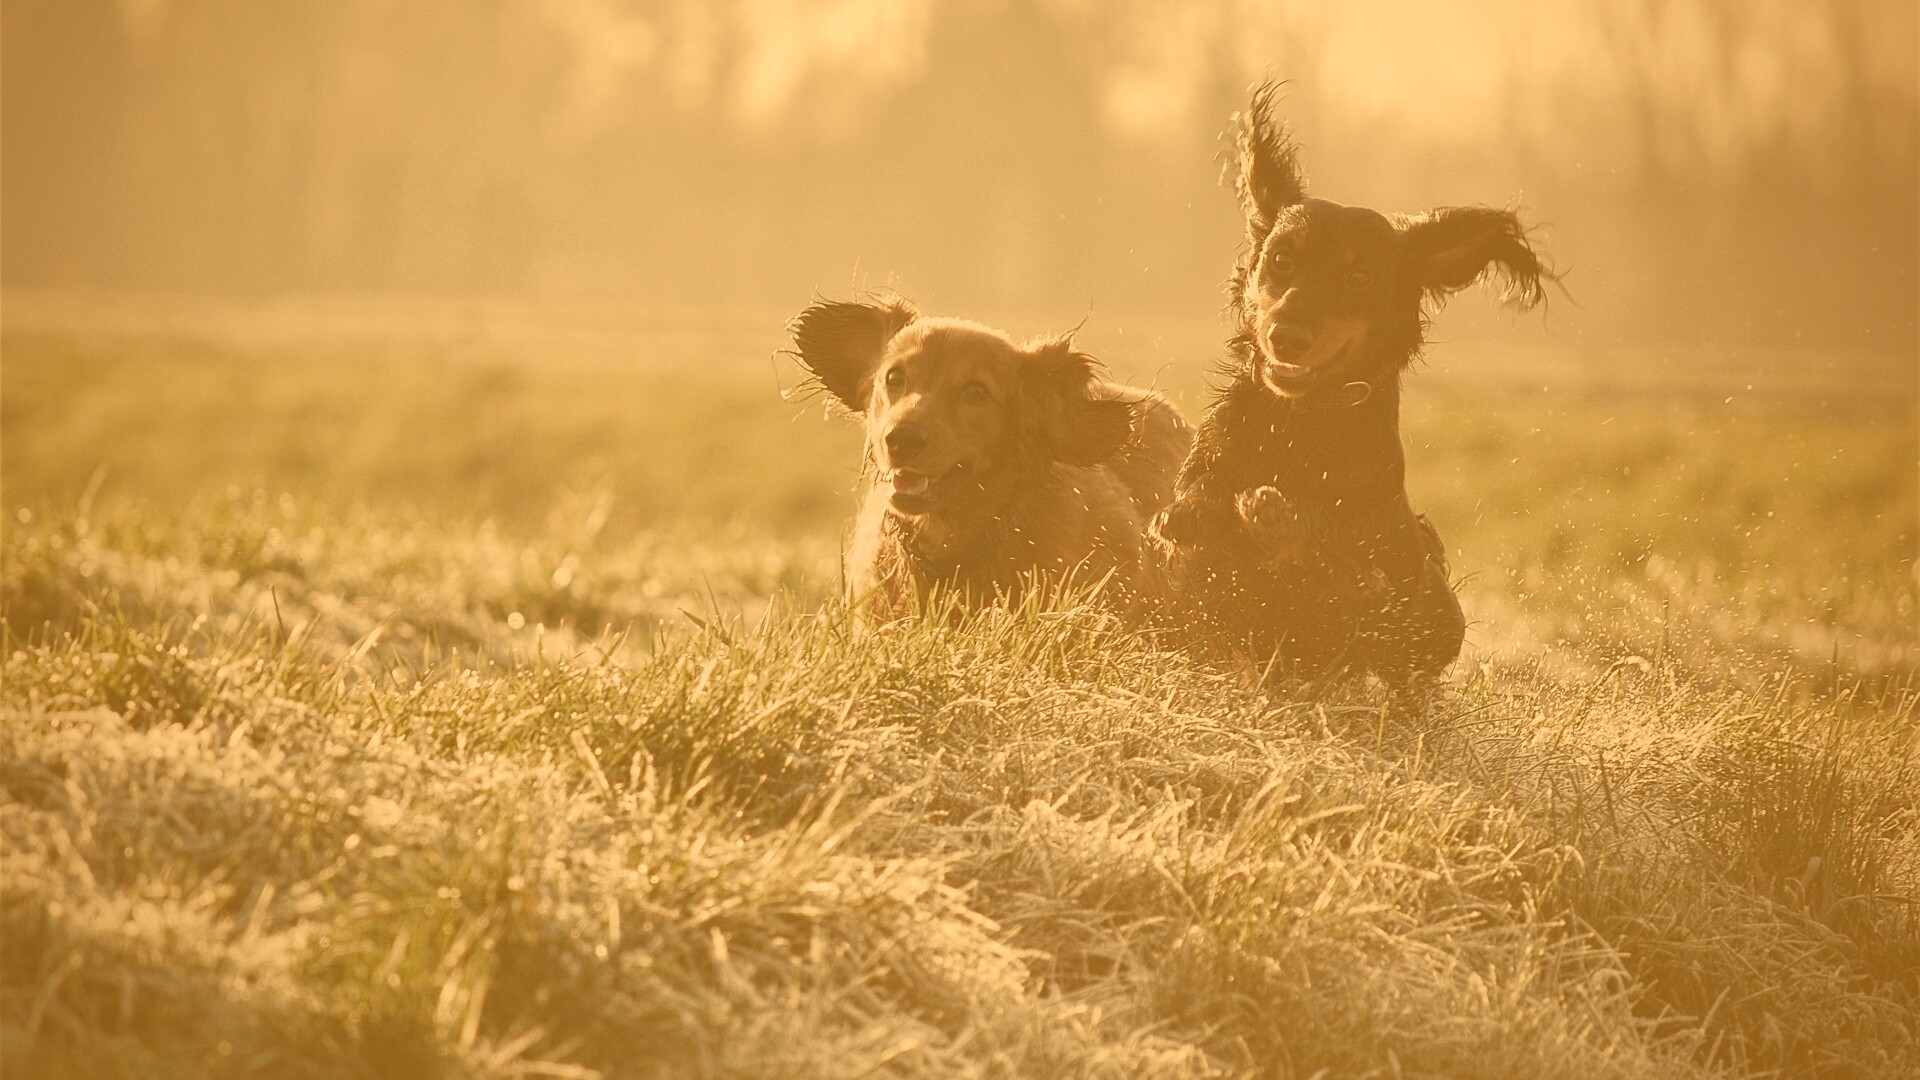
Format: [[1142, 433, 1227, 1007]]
[[1236, 486, 1308, 561]]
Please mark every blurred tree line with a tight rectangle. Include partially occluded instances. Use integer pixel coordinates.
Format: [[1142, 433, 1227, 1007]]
[[3, 0, 1914, 351]]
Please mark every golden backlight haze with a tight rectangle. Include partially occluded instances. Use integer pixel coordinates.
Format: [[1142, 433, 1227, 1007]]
[[7, 7, 1920, 1077], [4, 0, 1916, 351]]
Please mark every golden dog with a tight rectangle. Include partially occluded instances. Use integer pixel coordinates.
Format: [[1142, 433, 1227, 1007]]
[[788, 295, 1192, 620]]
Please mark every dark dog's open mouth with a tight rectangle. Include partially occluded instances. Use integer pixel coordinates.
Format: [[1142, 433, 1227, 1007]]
[[1262, 358, 1319, 388], [1260, 321, 1368, 396]]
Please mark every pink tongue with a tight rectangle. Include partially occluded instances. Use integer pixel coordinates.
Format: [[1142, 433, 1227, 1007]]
[[892, 471, 930, 496]]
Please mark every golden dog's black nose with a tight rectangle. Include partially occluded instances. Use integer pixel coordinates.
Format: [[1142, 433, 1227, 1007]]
[[884, 423, 929, 462]]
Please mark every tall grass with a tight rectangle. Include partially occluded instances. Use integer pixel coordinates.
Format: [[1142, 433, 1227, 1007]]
[[3, 329, 1916, 1077]]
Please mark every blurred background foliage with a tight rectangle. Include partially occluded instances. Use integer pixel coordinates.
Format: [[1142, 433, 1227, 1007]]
[[4, 0, 1915, 351]]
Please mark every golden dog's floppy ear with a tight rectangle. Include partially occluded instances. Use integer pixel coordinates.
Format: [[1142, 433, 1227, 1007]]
[[1399, 206, 1553, 310], [1024, 336, 1134, 468], [787, 296, 918, 412]]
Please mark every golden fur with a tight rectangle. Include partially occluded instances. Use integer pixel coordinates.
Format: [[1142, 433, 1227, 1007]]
[[788, 296, 1192, 620]]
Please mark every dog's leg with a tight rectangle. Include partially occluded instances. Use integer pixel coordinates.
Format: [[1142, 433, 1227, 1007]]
[[1386, 669, 1444, 728], [1406, 556, 1466, 676]]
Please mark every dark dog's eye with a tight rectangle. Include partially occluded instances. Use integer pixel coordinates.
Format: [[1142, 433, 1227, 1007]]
[[1345, 268, 1373, 290], [962, 382, 991, 405], [884, 367, 906, 394], [1266, 249, 1294, 277]]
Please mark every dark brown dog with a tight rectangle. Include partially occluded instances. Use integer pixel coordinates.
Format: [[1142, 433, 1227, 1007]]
[[790, 295, 1192, 620], [1152, 83, 1552, 687]]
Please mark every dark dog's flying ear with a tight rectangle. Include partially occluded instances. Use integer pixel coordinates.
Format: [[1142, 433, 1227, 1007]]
[[787, 297, 918, 412], [1024, 336, 1134, 468], [1235, 80, 1306, 241], [1399, 207, 1552, 309]]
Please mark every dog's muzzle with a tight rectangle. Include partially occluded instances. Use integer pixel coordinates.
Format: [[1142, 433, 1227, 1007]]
[[1259, 318, 1368, 394]]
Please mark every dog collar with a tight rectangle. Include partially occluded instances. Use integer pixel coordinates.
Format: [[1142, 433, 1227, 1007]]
[[1306, 381, 1373, 409]]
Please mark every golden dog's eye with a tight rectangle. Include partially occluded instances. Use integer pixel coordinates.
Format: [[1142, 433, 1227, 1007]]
[[1266, 248, 1294, 277], [884, 367, 906, 394], [962, 382, 990, 405], [1345, 267, 1372, 290]]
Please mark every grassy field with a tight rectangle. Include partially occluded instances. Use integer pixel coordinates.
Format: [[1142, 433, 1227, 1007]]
[[3, 319, 1918, 1078]]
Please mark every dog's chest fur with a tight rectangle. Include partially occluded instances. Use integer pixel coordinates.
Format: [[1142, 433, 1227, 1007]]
[[1173, 375, 1460, 675], [849, 464, 1150, 617], [1211, 377, 1410, 522]]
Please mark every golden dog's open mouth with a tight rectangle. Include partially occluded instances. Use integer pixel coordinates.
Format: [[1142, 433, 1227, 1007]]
[[891, 469, 931, 497], [888, 466, 959, 514]]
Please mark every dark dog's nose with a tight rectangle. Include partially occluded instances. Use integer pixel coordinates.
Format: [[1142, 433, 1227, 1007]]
[[1266, 324, 1313, 362], [884, 423, 928, 462]]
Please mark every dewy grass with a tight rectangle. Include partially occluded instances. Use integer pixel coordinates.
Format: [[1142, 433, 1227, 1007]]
[[6, 506, 1917, 1077], [3, 334, 1916, 1077]]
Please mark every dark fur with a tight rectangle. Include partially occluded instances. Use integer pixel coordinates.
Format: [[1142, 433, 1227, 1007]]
[[1152, 82, 1553, 684], [789, 295, 1193, 620]]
